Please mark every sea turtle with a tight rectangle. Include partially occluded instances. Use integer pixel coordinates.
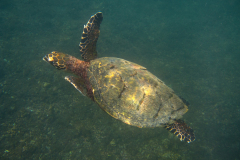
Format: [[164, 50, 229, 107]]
[[43, 12, 195, 143]]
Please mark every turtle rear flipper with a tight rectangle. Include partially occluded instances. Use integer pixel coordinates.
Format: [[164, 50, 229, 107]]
[[79, 12, 103, 62], [165, 119, 195, 143], [43, 51, 70, 70]]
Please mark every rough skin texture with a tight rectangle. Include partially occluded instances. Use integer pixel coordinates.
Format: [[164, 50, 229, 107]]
[[88, 57, 188, 128]]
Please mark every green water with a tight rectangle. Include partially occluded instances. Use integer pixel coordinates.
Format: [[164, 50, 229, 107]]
[[0, 0, 240, 159]]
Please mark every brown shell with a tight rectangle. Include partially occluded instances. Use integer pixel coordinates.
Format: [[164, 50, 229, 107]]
[[87, 57, 188, 128]]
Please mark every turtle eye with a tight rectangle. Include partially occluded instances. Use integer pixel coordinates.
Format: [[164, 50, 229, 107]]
[[43, 55, 55, 67], [43, 54, 54, 63]]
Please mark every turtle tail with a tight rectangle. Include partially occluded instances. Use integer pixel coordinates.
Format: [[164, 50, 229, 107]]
[[165, 119, 195, 143]]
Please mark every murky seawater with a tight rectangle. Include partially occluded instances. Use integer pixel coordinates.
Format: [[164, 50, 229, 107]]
[[0, 0, 240, 159]]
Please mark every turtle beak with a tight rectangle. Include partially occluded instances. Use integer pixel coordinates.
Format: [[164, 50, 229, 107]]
[[42, 55, 48, 62], [43, 54, 53, 62], [42, 54, 55, 67]]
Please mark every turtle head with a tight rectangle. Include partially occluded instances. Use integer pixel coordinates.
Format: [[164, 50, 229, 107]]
[[43, 51, 70, 70]]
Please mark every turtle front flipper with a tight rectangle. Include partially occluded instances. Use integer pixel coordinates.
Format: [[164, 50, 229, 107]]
[[165, 120, 195, 143], [65, 76, 88, 96], [79, 12, 103, 62], [43, 51, 70, 70]]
